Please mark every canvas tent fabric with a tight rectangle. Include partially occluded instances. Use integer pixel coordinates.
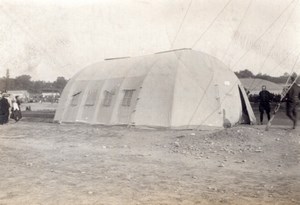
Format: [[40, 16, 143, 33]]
[[54, 49, 256, 128]]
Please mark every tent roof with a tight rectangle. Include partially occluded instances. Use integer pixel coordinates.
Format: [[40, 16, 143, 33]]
[[73, 49, 232, 82]]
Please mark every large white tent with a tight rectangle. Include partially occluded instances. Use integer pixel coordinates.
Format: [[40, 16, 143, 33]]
[[54, 49, 256, 128]]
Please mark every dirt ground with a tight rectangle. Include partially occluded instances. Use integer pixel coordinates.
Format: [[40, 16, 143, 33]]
[[0, 114, 299, 205]]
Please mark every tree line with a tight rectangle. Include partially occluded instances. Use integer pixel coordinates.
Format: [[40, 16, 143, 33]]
[[0, 69, 297, 94], [234, 69, 299, 84], [0, 74, 68, 94]]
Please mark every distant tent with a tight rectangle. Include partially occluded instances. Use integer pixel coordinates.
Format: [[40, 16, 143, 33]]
[[7, 90, 30, 101], [54, 49, 256, 128]]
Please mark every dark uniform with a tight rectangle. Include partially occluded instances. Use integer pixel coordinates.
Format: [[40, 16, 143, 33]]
[[285, 83, 300, 129], [16, 97, 21, 109], [0, 97, 10, 124], [258, 90, 273, 124]]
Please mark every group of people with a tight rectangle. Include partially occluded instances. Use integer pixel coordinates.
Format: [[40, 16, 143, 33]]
[[0, 92, 22, 125], [258, 75, 300, 129]]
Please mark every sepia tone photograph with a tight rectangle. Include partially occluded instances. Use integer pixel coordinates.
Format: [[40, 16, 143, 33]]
[[0, 0, 299, 204]]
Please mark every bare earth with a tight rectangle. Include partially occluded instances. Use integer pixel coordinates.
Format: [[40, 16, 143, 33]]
[[0, 117, 299, 205]]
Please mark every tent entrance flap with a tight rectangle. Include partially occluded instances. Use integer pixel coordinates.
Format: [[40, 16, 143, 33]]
[[238, 85, 250, 124]]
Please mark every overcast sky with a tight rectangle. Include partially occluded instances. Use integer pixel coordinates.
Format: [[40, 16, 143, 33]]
[[0, 0, 299, 81]]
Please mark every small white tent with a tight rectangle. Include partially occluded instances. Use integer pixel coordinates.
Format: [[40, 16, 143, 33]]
[[54, 49, 256, 128]]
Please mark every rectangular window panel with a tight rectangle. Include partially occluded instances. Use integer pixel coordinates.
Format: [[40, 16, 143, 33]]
[[71, 91, 81, 106], [122, 89, 135, 106], [102, 90, 113, 107], [85, 89, 97, 106]]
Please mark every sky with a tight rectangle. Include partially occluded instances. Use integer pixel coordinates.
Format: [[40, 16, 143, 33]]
[[0, 0, 299, 81]]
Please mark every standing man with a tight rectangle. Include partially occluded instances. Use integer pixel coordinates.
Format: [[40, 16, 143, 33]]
[[0, 93, 3, 124], [259, 85, 273, 125], [15, 96, 21, 109], [0, 93, 10, 124], [10, 96, 22, 122], [285, 75, 300, 129], [4, 93, 12, 122]]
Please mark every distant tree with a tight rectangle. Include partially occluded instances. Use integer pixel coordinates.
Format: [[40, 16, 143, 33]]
[[53, 77, 68, 93], [5, 69, 9, 91], [283, 72, 289, 77], [291, 72, 300, 83], [14, 75, 32, 90], [235, 69, 255, 78], [0, 77, 5, 91], [30, 80, 46, 93], [6, 69, 9, 78]]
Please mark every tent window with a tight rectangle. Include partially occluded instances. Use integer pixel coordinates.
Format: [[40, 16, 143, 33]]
[[102, 91, 113, 107], [122, 89, 135, 106], [85, 89, 97, 106], [71, 91, 81, 106]]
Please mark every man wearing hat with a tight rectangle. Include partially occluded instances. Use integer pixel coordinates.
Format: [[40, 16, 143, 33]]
[[285, 74, 300, 129], [258, 85, 273, 124], [0, 92, 10, 124]]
